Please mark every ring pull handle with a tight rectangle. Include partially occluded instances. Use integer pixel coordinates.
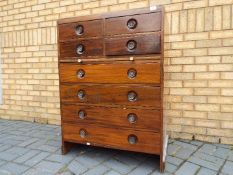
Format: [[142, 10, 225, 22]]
[[127, 91, 137, 102], [127, 68, 137, 79], [77, 69, 85, 79], [127, 19, 137, 30], [75, 25, 84, 35], [77, 90, 85, 100], [127, 40, 137, 52], [128, 135, 138, 145], [127, 113, 137, 124], [76, 44, 85, 55], [79, 129, 87, 138], [78, 110, 86, 120]]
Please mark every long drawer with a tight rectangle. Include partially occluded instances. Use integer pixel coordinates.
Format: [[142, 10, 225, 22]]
[[60, 84, 161, 108], [61, 104, 161, 131], [59, 62, 161, 84], [62, 123, 161, 154]]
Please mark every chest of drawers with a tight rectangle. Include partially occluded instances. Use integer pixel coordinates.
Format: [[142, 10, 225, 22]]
[[58, 7, 167, 172]]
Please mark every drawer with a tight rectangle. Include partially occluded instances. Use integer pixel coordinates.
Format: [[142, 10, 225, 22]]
[[105, 34, 161, 56], [59, 20, 103, 41], [61, 104, 161, 131], [105, 12, 161, 36], [60, 84, 161, 108], [59, 38, 103, 58], [62, 123, 161, 154], [59, 62, 161, 84]]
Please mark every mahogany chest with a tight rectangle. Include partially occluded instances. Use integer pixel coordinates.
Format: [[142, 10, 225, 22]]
[[58, 7, 167, 172]]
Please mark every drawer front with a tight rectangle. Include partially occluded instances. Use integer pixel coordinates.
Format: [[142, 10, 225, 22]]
[[59, 39, 103, 58], [105, 34, 161, 56], [61, 104, 161, 131], [59, 62, 160, 84], [62, 123, 161, 154], [59, 20, 103, 41], [105, 12, 161, 36], [60, 84, 161, 108]]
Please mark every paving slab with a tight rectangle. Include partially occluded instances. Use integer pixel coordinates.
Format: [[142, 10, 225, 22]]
[[0, 119, 232, 175]]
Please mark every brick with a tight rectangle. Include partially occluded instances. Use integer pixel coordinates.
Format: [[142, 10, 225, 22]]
[[221, 72, 233, 79], [196, 40, 221, 48], [185, 32, 208, 41], [209, 64, 233, 71], [209, 0, 233, 6], [210, 30, 233, 39], [222, 5, 231, 29], [221, 88, 233, 96], [213, 6, 222, 30], [171, 57, 194, 64], [196, 8, 205, 32], [205, 7, 213, 31], [183, 0, 207, 9], [195, 104, 220, 112], [184, 80, 207, 87], [171, 103, 194, 110], [170, 88, 193, 95], [183, 65, 207, 72], [195, 88, 219, 95], [209, 80, 233, 87], [221, 121, 233, 129], [128, 1, 148, 9], [209, 47, 233, 55], [208, 96, 233, 104], [180, 10, 187, 33], [183, 111, 207, 119], [171, 11, 179, 34], [188, 9, 196, 32], [172, 41, 195, 49]]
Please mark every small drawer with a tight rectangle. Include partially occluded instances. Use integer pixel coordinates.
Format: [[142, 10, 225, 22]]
[[59, 20, 103, 41], [62, 123, 161, 154], [105, 34, 161, 56], [61, 104, 161, 131], [59, 39, 103, 58], [105, 12, 161, 36], [60, 84, 161, 108], [59, 62, 161, 84]]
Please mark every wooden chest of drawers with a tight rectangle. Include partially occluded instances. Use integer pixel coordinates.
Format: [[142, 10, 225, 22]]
[[58, 7, 167, 172]]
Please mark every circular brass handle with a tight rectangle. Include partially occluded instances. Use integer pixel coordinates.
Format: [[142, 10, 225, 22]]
[[77, 90, 85, 100], [78, 110, 86, 120], [76, 44, 85, 55], [127, 40, 137, 51], [127, 19, 137, 29], [128, 135, 138, 145], [127, 91, 137, 102], [127, 113, 137, 124], [77, 69, 85, 79], [75, 25, 84, 35], [127, 68, 137, 79], [79, 129, 87, 138]]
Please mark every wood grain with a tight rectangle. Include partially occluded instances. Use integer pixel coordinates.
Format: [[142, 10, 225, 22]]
[[105, 12, 161, 36], [59, 19, 103, 41], [59, 38, 103, 58], [59, 62, 160, 84], [62, 123, 161, 154], [105, 33, 161, 56], [61, 104, 161, 131], [60, 84, 161, 108]]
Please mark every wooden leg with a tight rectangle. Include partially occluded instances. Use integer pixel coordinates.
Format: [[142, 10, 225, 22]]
[[160, 154, 165, 173], [62, 141, 74, 155]]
